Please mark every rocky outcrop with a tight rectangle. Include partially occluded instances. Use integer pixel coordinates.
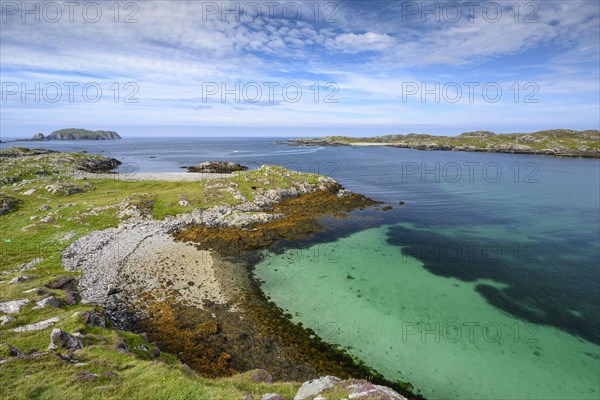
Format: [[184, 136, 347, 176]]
[[11, 316, 60, 332], [0, 194, 20, 216], [47, 129, 121, 140], [48, 329, 83, 350], [288, 129, 600, 158], [32, 133, 45, 141], [0, 299, 30, 314], [187, 161, 248, 174], [294, 376, 408, 400]]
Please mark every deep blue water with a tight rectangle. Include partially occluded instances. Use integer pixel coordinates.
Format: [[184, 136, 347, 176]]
[[4, 137, 599, 398]]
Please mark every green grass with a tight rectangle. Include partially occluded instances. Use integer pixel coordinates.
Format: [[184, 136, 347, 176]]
[[298, 129, 600, 154], [0, 151, 325, 400]]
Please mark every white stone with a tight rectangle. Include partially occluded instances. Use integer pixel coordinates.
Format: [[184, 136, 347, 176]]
[[12, 316, 60, 332], [0, 299, 30, 314]]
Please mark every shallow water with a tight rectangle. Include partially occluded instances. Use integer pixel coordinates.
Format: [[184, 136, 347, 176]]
[[5, 138, 599, 399]]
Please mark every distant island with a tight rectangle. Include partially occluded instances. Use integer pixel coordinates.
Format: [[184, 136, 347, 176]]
[[17, 128, 121, 141], [287, 129, 600, 158]]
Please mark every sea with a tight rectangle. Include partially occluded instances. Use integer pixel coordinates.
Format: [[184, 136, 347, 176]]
[[4, 137, 599, 399]]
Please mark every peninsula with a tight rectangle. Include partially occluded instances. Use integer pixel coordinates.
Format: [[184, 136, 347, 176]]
[[287, 129, 600, 158], [0, 148, 413, 400]]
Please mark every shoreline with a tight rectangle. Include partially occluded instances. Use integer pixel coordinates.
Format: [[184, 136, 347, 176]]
[[61, 178, 421, 397]]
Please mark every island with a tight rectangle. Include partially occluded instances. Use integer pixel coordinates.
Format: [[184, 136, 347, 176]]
[[18, 128, 122, 141], [286, 129, 600, 158], [0, 148, 414, 400]]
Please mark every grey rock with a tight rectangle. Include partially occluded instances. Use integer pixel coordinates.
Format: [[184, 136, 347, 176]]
[[0, 299, 30, 314], [261, 394, 284, 400], [45, 183, 84, 196], [0, 195, 20, 215], [0, 315, 16, 326], [18, 257, 44, 271], [33, 297, 63, 309], [49, 328, 83, 350], [12, 316, 60, 332], [294, 376, 341, 400], [248, 369, 273, 383], [9, 275, 33, 284]]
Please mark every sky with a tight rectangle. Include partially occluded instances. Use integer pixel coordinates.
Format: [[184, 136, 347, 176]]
[[1, 0, 599, 138]]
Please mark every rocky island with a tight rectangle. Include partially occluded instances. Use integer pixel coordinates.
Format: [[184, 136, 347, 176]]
[[19, 128, 122, 141], [0, 148, 414, 400], [287, 129, 600, 158]]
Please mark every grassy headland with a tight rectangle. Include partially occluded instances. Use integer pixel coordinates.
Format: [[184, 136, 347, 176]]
[[287, 129, 600, 158], [0, 148, 415, 399]]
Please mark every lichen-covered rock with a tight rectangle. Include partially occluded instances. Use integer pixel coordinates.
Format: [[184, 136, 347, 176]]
[[261, 394, 284, 400], [12, 316, 60, 332], [45, 183, 84, 196], [0, 299, 30, 314], [294, 377, 407, 400], [48, 328, 83, 350], [18, 257, 44, 271], [0, 194, 20, 215], [81, 311, 106, 327], [45, 275, 76, 290], [294, 376, 341, 400], [0, 315, 16, 326], [187, 161, 247, 173], [33, 296, 63, 309]]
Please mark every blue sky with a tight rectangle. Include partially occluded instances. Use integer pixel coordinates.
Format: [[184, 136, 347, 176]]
[[1, 0, 599, 138]]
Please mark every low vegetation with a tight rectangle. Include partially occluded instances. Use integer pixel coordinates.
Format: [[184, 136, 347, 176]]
[[289, 129, 600, 157], [0, 148, 337, 399]]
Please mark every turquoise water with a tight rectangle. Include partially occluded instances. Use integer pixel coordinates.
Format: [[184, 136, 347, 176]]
[[255, 227, 599, 399], [250, 148, 600, 399], [5, 138, 599, 398]]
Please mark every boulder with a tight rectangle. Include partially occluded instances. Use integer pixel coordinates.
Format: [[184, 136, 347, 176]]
[[12, 316, 60, 332], [0, 299, 30, 314], [294, 376, 341, 400], [33, 296, 63, 309], [81, 311, 106, 327], [18, 257, 44, 271], [48, 329, 83, 350], [45, 275, 76, 290], [65, 291, 82, 305], [262, 394, 284, 400], [294, 377, 407, 400], [0, 315, 16, 326], [0, 343, 24, 358], [248, 369, 273, 383], [0, 195, 20, 216], [45, 183, 84, 196]]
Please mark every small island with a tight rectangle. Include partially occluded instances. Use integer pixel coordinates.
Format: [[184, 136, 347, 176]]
[[287, 129, 600, 158], [19, 128, 122, 141]]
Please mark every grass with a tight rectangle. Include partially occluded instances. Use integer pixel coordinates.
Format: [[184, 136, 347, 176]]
[[295, 129, 600, 154], [0, 151, 326, 400]]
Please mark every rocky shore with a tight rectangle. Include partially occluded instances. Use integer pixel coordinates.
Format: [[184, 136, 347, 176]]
[[59, 165, 415, 397], [286, 129, 600, 158]]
